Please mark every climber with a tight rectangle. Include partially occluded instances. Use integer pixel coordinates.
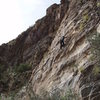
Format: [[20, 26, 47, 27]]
[[60, 36, 66, 49], [56, 36, 67, 49]]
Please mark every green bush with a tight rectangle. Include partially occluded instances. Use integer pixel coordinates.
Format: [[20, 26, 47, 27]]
[[93, 66, 100, 76], [79, 13, 89, 31], [82, 14, 89, 22], [14, 63, 32, 73], [97, 2, 100, 7], [79, 23, 84, 31], [88, 32, 100, 64], [78, 67, 84, 73]]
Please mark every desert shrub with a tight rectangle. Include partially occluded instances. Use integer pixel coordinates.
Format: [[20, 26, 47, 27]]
[[14, 63, 32, 73], [93, 66, 100, 76], [87, 31, 100, 77], [79, 23, 84, 31], [80, 13, 89, 31], [82, 14, 89, 22], [97, 2, 100, 7], [78, 67, 84, 73], [88, 32, 100, 65], [61, 89, 80, 100], [28, 88, 79, 100]]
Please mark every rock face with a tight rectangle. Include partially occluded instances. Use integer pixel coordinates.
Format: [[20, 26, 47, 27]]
[[0, 0, 69, 95], [0, 0, 100, 100], [0, 0, 69, 67]]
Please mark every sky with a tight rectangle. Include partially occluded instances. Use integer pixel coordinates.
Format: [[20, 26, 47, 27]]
[[0, 0, 60, 45]]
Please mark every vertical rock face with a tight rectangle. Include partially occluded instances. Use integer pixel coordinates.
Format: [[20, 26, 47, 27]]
[[0, 1, 69, 67], [0, 0, 100, 100], [0, 0, 69, 95], [29, 0, 100, 99]]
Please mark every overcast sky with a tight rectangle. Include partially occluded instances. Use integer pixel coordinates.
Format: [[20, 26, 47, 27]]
[[0, 0, 60, 45]]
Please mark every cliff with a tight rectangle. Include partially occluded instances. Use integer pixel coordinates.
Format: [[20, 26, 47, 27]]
[[0, 0, 100, 100]]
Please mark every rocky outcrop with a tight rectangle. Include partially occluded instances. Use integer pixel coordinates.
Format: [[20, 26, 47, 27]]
[[0, 0, 69, 94], [28, 0, 100, 100], [0, 0, 69, 67], [0, 0, 100, 100]]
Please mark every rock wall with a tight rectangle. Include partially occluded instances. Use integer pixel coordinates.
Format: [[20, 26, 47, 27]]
[[29, 0, 100, 99], [0, 0, 100, 100], [0, 0, 69, 95], [0, 0, 69, 67]]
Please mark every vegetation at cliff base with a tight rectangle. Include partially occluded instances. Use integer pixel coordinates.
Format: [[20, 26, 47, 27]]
[[88, 31, 100, 76], [88, 32, 100, 65], [14, 63, 32, 73], [27, 87, 80, 100]]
